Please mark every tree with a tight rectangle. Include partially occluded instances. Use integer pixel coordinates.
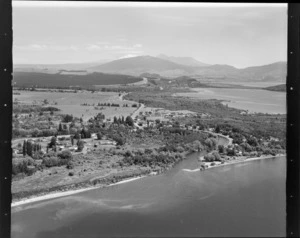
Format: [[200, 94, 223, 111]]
[[204, 153, 215, 162], [218, 145, 225, 154], [70, 127, 77, 135], [22, 140, 27, 157], [63, 114, 73, 123], [113, 116, 118, 124], [81, 128, 91, 139], [212, 151, 221, 161], [97, 132, 103, 140], [227, 148, 236, 156], [241, 142, 252, 152], [215, 125, 220, 133], [49, 136, 57, 150], [125, 116, 134, 126], [77, 140, 84, 152], [26, 140, 33, 156], [112, 135, 125, 146], [58, 123, 63, 132], [193, 140, 203, 152], [247, 137, 258, 147]]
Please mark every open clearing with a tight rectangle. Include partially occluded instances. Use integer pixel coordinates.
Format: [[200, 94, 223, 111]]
[[14, 90, 137, 121]]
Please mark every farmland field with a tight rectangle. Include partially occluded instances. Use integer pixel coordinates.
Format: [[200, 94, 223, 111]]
[[13, 90, 137, 121]]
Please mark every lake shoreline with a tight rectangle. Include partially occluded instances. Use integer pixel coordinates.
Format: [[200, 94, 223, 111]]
[[183, 154, 286, 173], [12, 153, 285, 208], [11, 175, 150, 208]]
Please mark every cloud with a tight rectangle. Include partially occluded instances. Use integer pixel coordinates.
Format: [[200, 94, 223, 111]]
[[86, 44, 102, 51], [15, 44, 48, 50], [86, 43, 143, 52], [15, 44, 79, 51], [133, 44, 142, 48], [119, 54, 140, 59]]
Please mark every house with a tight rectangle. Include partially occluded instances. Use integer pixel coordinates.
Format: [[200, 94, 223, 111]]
[[91, 133, 97, 139], [99, 139, 117, 145], [58, 145, 65, 151], [269, 136, 279, 142], [60, 122, 71, 131], [69, 146, 77, 151]]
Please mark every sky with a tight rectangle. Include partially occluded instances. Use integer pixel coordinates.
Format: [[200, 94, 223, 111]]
[[13, 2, 287, 68]]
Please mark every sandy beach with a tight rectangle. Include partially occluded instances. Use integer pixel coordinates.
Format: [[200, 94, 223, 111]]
[[11, 176, 146, 207], [182, 154, 285, 173]]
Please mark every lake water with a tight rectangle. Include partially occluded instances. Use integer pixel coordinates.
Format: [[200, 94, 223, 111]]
[[174, 88, 286, 114], [11, 153, 286, 237]]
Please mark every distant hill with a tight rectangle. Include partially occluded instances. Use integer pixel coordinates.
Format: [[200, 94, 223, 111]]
[[264, 84, 286, 92], [13, 72, 142, 88], [88, 55, 286, 83], [14, 60, 111, 72], [88, 55, 194, 77], [239, 62, 286, 82], [139, 72, 161, 79], [14, 56, 287, 86], [157, 54, 210, 67], [192, 64, 239, 78]]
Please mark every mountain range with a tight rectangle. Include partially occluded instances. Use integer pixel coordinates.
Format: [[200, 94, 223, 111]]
[[156, 54, 210, 67], [87, 55, 286, 82], [14, 55, 287, 84]]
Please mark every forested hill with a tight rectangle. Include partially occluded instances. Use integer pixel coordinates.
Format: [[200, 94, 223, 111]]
[[264, 84, 286, 92], [13, 72, 142, 88]]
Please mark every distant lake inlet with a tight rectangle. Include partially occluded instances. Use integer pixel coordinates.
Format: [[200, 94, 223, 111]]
[[174, 88, 286, 114]]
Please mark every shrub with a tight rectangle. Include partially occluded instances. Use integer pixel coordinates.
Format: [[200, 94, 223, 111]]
[[112, 135, 125, 146], [68, 172, 74, 176], [26, 165, 37, 176], [32, 150, 44, 160], [63, 114, 73, 123], [241, 143, 253, 152], [176, 146, 184, 153], [58, 150, 73, 160], [66, 161, 74, 169], [97, 132, 103, 140], [212, 151, 221, 161], [227, 148, 236, 156], [204, 153, 215, 162], [144, 148, 153, 154], [42, 157, 60, 167], [125, 150, 133, 157], [12, 157, 36, 175]]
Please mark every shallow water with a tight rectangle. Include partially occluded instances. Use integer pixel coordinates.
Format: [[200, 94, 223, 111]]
[[11, 153, 286, 237], [175, 88, 286, 114]]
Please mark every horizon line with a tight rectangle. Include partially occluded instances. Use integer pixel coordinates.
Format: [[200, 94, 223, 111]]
[[13, 55, 287, 70], [12, 1, 287, 8]]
